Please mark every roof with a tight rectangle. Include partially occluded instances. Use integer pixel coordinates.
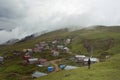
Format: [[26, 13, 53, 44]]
[[84, 58, 99, 62], [24, 55, 31, 57], [48, 66, 54, 72], [48, 66, 53, 69], [64, 65, 78, 70], [57, 45, 64, 47], [32, 71, 47, 78], [0, 57, 3, 61], [37, 65, 43, 67], [39, 59, 47, 62], [64, 47, 69, 50], [28, 58, 38, 61], [0, 56, 3, 59], [75, 55, 86, 58]]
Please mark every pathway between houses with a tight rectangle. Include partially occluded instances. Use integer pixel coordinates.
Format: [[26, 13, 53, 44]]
[[49, 58, 64, 72]]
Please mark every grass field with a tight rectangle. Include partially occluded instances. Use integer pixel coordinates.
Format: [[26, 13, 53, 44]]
[[0, 26, 120, 80], [36, 54, 120, 80]]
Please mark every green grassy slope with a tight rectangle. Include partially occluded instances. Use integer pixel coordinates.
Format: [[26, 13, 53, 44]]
[[0, 26, 120, 80], [36, 26, 120, 80], [36, 54, 120, 80]]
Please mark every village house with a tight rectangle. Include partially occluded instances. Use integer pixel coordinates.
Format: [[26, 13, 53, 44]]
[[64, 65, 78, 70], [23, 49, 33, 53], [0, 56, 4, 64], [51, 50, 59, 56], [59, 64, 66, 69], [84, 57, 99, 65], [65, 38, 72, 44], [25, 51, 31, 56], [47, 66, 54, 72], [37, 65, 43, 67], [13, 51, 21, 56], [33, 41, 51, 53], [28, 58, 38, 64], [32, 71, 47, 78], [39, 59, 48, 65], [39, 42, 50, 51], [33, 48, 41, 53], [52, 40, 58, 44], [27, 49, 33, 53], [64, 47, 70, 53], [57, 45, 64, 50], [23, 55, 32, 62], [75, 55, 86, 62], [44, 45, 50, 50], [23, 49, 28, 53], [40, 42, 48, 47], [68, 57, 76, 62], [50, 44, 55, 49]]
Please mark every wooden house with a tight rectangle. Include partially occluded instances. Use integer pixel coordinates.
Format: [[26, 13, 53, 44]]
[[84, 57, 99, 65], [0, 56, 4, 64], [23, 49, 28, 53], [51, 50, 59, 56], [57, 45, 64, 50], [52, 40, 58, 44], [27, 49, 33, 53], [39, 59, 47, 65], [75, 55, 86, 62], [28, 58, 38, 64], [13, 51, 21, 56], [23, 55, 31, 62], [32, 71, 47, 78], [65, 38, 72, 44], [64, 47, 70, 53], [33, 48, 40, 53]]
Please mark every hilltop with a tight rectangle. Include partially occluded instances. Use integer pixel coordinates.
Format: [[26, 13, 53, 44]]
[[0, 26, 120, 80]]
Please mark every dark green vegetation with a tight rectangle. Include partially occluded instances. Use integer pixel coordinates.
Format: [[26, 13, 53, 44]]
[[0, 26, 120, 80]]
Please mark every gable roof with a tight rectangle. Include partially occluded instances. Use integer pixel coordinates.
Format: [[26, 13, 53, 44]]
[[75, 55, 86, 58], [64, 65, 78, 70], [0, 57, 3, 61], [84, 57, 99, 62], [32, 71, 47, 78]]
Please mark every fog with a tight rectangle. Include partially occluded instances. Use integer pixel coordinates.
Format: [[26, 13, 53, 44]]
[[0, 0, 120, 44]]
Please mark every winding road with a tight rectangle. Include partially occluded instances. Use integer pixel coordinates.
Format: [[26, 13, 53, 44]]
[[50, 58, 64, 72]]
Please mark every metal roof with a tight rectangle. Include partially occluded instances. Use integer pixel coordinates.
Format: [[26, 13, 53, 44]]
[[32, 71, 47, 78]]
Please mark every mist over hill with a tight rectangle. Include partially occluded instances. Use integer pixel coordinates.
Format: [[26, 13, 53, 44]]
[[0, 0, 120, 44]]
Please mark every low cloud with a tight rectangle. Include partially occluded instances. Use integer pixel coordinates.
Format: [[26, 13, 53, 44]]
[[0, 0, 120, 44]]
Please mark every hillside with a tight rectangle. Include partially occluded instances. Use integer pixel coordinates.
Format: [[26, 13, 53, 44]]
[[0, 26, 120, 80], [36, 54, 120, 80]]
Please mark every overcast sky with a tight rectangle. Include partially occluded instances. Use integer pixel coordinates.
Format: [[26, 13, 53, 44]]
[[0, 0, 120, 44]]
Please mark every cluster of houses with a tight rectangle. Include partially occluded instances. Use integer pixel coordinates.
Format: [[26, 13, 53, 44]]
[[23, 38, 72, 53], [31, 55, 99, 78], [32, 65, 79, 78], [20, 38, 72, 65], [31, 54, 100, 78], [75, 55, 99, 65], [23, 53, 48, 65], [1, 38, 99, 66], [0, 38, 101, 79], [33, 38, 72, 53]]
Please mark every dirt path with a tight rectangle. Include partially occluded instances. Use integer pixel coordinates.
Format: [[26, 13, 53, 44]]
[[50, 58, 64, 72]]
